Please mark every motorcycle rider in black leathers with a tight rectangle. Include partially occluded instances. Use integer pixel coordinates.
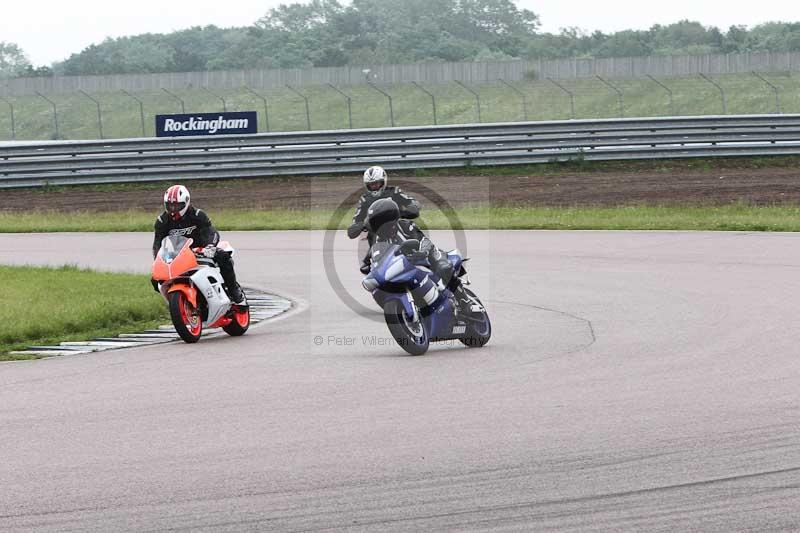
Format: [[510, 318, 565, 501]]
[[347, 166, 420, 274], [365, 198, 472, 313], [152, 184, 245, 304]]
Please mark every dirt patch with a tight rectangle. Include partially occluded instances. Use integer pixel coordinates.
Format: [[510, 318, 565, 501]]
[[2, 165, 800, 213]]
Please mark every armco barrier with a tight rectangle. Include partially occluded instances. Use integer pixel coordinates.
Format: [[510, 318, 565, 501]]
[[2, 115, 800, 189]]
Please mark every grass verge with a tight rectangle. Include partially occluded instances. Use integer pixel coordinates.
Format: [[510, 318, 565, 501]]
[[0, 265, 168, 361], [3, 204, 800, 233], [2, 73, 800, 141]]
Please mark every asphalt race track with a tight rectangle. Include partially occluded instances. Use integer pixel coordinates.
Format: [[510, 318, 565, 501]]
[[1, 230, 799, 532]]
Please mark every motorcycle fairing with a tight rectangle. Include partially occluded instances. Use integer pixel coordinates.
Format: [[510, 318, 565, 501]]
[[189, 267, 231, 327], [366, 243, 464, 340], [166, 282, 198, 309], [446, 249, 463, 273]]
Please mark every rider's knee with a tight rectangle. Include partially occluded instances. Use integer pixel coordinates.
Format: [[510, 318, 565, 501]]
[[436, 259, 454, 280]]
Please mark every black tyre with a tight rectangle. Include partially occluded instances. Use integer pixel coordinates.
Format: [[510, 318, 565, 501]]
[[223, 305, 250, 336], [169, 291, 203, 343], [459, 288, 491, 348], [384, 299, 429, 356]]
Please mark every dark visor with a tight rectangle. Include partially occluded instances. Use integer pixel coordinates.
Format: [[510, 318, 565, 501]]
[[366, 180, 384, 191], [166, 201, 186, 213]]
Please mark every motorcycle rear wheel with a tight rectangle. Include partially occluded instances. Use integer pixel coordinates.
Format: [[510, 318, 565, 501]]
[[384, 299, 429, 356], [223, 305, 250, 336], [169, 291, 203, 343]]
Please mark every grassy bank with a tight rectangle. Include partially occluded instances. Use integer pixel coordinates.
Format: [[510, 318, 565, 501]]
[[3, 204, 800, 233], [0, 265, 168, 361], [2, 73, 800, 141]]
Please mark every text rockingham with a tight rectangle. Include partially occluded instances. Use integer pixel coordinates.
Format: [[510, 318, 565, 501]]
[[162, 116, 250, 135]]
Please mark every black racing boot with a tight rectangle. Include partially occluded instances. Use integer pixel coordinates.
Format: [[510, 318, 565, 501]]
[[449, 280, 474, 315], [229, 284, 246, 305], [215, 251, 245, 304], [359, 252, 372, 274], [219, 266, 245, 304]]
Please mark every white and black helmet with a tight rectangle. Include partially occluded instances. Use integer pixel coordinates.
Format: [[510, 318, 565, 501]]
[[363, 166, 387, 196]]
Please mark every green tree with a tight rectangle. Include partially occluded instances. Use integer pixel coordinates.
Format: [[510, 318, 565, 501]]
[[0, 42, 32, 78], [650, 20, 720, 54], [21, 65, 53, 77], [595, 30, 652, 57], [747, 22, 800, 52], [254, 0, 347, 67], [722, 25, 749, 53], [525, 27, 596, 59], [44, 1, 800, 75]]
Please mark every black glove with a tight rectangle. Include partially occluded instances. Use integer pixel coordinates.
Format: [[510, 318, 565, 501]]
[[403, 238, 434, 264], [407, 248, 429, 263], [418, 237, 434, 255], [347, 221, 365, 239]]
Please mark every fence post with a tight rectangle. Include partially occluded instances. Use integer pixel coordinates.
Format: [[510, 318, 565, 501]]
[[243, 86, 270, 132], [596, 75, 624, 118], [35, 91, 60, 139], [367, 82, 395, 127], [698, 73, 727, 114], [411, 81, 437, 125], [455, 80, 481, 123], [646, 74, 675, 116], [0, 96, 15, 140], [120, 90, 146, 137], [327, 83, 353, 129], [78, 90, 104, 139], [286, 85, 311, 130], [546, 77, 575, 119], [498, 78, 528, 121], [751, 71, 782, 114], [202, 87, 227, 112], [161, 88, 185, 114]]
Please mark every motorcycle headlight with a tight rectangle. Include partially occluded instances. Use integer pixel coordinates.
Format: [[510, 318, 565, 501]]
[[362, 277, 379, 292], [385, 256, 406, 281]]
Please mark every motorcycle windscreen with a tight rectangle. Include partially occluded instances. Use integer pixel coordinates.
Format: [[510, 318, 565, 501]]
[[159, 235, 192, 264], [369, 241, 395, 267]]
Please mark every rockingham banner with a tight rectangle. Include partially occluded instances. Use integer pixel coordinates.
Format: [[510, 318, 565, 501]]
[[155, 112, 258, 137]]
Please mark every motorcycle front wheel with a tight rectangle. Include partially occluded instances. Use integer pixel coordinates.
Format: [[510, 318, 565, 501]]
[[384, 299, 429, 356], [169, 291, 203, 343], [459, 288, 491, 348]]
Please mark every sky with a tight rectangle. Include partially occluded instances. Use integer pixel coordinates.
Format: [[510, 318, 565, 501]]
[[2, 0, 798, 66]]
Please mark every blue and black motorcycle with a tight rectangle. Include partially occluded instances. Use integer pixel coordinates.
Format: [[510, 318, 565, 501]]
[[362, 239, 491, 355]]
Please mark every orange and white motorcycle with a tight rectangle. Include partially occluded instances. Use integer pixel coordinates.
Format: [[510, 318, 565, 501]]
[[151, 234, 250, 343]]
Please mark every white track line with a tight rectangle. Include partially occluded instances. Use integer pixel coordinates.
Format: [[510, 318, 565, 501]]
[[9, 287, 292, 358]]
